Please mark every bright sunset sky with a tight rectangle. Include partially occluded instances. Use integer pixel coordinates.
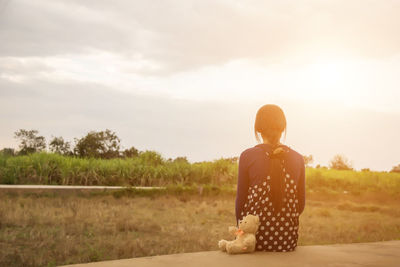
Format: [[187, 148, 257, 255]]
[[1, 0, 399, 171]]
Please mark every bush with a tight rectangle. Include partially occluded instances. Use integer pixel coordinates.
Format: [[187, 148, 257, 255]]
[[137, 150, 165, 166], [303, 155, 313, 167], [391, 164, 400, 173], [329, 154, 353, 170], [0, 148, 15, 157], [122, 147, 139, 158]]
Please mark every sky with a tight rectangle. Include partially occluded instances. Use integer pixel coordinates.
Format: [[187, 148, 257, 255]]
[[1, 0, 400, 171]]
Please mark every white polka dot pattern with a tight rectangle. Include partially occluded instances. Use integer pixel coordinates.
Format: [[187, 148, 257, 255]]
[[240, 161, 300, 252]]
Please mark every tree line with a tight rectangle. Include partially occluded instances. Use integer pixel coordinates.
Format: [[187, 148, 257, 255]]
[[1, 129, 240, 164], [2, 129, 142, 160], [303, 154, 355, 171], [292, 153, 398, 173]]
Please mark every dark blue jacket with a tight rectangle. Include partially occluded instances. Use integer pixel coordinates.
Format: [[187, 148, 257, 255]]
[[235, 143, 305, 224]]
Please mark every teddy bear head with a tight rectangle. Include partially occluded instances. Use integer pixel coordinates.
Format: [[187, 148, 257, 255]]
[[239, 214, 260, 234]]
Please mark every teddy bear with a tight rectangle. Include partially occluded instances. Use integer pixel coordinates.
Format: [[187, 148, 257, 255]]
[[218, 214, 260, 254]]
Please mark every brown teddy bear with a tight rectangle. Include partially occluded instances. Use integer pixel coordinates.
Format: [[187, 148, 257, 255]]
[[218, 214, 260, 254]]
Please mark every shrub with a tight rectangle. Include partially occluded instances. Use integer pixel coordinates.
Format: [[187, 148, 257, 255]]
[[122, 147, 140, 158], [390, 164, 400, 173], [329, 154, 353, 170], [303, 155, 313, 167], [0, 148, 15, 157]]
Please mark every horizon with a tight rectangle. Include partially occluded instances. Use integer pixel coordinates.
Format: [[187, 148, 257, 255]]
[[1, 0, 400, 171]]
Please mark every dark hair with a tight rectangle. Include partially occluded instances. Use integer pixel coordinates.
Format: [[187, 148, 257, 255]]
[[254, 104, 287, 213], [254, 104, 286, 146]]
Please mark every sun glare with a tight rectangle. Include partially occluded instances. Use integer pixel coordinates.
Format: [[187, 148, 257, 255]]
[[292, 58, 361, 103], [154, 57, 367, 107]]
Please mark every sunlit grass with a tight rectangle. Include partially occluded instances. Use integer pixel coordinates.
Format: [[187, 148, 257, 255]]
[[1, 153, 400, 196], [0, 191, 399, 266], [306, 168, 400, 194], [0, 152, 236, 186], [1, 153, 400, 266]]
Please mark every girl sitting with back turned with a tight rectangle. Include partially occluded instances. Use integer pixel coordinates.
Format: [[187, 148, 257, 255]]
[[235, 104, 305, 252]]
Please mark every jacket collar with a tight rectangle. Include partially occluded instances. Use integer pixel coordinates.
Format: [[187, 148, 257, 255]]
[[255, 143, 290, 155]]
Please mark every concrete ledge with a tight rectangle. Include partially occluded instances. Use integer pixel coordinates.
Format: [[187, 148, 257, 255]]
[[0, 185, 165, 190], [62, 240, 400, 267]]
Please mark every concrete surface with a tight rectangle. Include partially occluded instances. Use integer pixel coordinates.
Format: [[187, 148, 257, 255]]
[[62, 240, 400, 267]]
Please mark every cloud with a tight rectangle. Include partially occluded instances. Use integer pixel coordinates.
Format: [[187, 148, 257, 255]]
[[1, 0, 400, 74], [1, 0, 400, 171], [0, 77, 255, 161], [1, 77, 400, 171]]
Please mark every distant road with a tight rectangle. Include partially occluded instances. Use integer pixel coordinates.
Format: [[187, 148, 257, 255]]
[[0, 185, 165, 190]]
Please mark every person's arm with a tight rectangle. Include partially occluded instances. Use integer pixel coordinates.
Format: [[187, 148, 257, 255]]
[[297, 156, 306, 215], [235, 151, 249, 225]]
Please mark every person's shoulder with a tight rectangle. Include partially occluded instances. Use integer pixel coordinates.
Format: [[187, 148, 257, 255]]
[[239, 146, 264, 159], [286, 146, 304, 164]]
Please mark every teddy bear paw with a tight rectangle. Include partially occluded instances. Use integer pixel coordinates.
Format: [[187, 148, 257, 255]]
[[218, 240, 228, 251]]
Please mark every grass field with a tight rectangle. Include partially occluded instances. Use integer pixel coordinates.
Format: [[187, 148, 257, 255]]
[[1, 153, 400, 195], [0, 152, 236, 186], [1, 190, 399, 267], [1, 153, 400, 266]]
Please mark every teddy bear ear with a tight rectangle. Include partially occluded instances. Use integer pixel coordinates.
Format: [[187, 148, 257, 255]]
[[254, 216, 260, 223]]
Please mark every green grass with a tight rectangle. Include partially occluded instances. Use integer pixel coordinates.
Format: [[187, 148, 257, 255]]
[[0, 152, 236, 187], [306, 168, 400, 194], [1, 152, 400, 195]]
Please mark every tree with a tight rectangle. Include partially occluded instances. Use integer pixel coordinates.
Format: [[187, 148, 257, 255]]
[[122, 146, 139, 158], [223, 156, 239, 164], [49, 136, 71, 155], [329, 154, 353, 170], [0, 148, 15, 156], [138, 150, 164, 166], [390, 164, 400, 173], [173, 156, 189, 164], [14, 129, 46, 155], [303, 155, 313, 167], [74, 129, 121, 159]]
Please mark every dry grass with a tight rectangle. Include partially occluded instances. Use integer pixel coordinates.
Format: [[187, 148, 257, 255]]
[[0, 191, 399, 267]]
